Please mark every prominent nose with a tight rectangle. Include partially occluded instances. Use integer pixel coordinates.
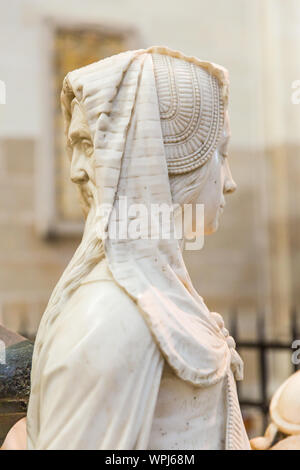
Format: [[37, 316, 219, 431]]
[[70, 147, 89, 184], [223, 159, 237, 194]]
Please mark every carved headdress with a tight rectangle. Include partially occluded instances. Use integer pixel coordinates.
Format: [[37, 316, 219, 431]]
[[60, 46, 242, 387]]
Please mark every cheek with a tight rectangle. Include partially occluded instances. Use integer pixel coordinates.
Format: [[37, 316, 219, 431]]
[[191, 152, 224, 234], [204, 171, 223, 212], [86, 156, 96, 184], [212, 173, 223, 199], [203, 168, 224, 232]]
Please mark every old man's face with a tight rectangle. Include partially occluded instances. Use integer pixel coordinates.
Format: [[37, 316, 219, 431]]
[[67, 101, 97, 215]]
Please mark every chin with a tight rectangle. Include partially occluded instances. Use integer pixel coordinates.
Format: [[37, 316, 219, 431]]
[[204, 217, 219, 235], [78, 186, 94, 217]]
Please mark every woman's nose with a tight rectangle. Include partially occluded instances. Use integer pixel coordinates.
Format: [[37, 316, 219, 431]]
[[224, 177, 237, 194], [70, 149, 89, 184], [223, 159, 237, 194]]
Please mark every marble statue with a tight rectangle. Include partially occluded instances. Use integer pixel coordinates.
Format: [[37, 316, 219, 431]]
[[251, 370, 300, 450], [24, 46, 250, 450]]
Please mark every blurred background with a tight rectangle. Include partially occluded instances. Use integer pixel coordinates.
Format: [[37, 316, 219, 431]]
[[0, 0, 300, 437]]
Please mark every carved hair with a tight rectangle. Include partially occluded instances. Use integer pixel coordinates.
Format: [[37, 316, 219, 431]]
[[169, 158, 213, 206]]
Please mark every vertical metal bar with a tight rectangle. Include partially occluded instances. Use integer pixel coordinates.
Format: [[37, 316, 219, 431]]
[[292, 307, 299, 372], [230, 308, 237, 341], [257, 311, 269, 430]]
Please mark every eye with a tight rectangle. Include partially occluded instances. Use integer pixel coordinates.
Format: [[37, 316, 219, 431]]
[[67, 137, 75, 149], [81, 139, 93, 157]]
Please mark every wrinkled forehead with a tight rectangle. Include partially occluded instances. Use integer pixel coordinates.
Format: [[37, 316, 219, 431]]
[[68, 99, 90, 138]]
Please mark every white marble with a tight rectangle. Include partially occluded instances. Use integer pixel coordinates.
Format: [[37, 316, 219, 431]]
[[25, 47, 249, 450], [251, 370, 300, 450]]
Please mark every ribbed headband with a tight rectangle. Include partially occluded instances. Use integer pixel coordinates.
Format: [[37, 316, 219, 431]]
[[61, 46, 229, 176], [153, 52, 225, 174]]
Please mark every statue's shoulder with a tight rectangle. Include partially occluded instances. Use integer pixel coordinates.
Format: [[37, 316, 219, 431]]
[[77, 258, 139, 315], [77, 277, 139, 317], [69, 279, 148, 342]]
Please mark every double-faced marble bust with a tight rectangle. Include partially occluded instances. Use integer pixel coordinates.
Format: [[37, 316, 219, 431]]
[[24, 46, 250, 450]]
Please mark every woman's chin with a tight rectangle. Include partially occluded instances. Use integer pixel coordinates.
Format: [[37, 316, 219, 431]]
[[204, 218, 220, 235]]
